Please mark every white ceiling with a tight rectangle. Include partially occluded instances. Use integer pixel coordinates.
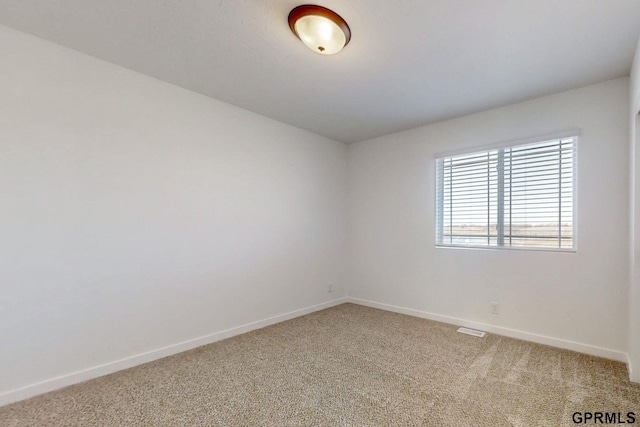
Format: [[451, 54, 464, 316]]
[[1, 1, 640, 143]]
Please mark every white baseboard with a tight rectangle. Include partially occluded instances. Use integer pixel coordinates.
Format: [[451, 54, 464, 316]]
[[2, 295, 632, 407], [629, 355, 640, 383], [0, 297, 348, 407], [347, 297, 628, 363]]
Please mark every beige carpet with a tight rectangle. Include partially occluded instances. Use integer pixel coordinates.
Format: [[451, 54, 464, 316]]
[[1, 303, 639, 426]]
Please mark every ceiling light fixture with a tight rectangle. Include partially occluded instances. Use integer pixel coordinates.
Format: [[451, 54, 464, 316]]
[[288, 5, 351, 55]]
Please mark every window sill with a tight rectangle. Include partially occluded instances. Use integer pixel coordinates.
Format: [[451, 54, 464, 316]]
[[435, 244, 576, 253]]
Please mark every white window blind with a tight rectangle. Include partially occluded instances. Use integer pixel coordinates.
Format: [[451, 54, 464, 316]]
[[435, 137, 576, 250]]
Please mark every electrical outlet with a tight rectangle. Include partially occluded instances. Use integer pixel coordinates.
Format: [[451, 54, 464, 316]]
[[328, 283, 334, 293], [491, 302, 499, 315]]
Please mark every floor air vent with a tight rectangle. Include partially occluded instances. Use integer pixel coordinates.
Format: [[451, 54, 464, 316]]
[[457, 327, 486, 338]]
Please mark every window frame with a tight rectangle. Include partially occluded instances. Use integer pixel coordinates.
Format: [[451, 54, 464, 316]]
[[434, 131, 579, 253]]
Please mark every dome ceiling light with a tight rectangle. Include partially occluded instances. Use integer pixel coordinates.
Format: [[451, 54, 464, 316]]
[[288, 5, 351, 55]]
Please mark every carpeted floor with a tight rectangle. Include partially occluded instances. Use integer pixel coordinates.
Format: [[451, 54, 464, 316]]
[[1, 303, 639, 426]]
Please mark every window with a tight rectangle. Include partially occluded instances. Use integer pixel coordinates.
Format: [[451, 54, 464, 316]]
[[435, 136, 576, 250]]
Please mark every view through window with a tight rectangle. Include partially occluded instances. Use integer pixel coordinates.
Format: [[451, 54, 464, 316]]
[[435, 137, 576, 250]]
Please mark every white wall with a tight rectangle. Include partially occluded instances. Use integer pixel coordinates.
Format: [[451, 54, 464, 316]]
[[629, 35, 640, 381], [348, 78, 630, 360], [0, 25, 347, 404]]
